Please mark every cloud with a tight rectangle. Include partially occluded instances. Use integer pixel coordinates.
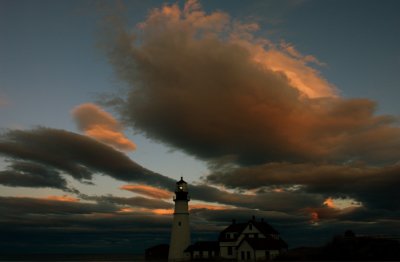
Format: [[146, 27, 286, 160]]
[[1, 126, 396, 239], [72, 103, 136, 151], [45, 195, 80, 202], [0, 128, 283, 210], [189, 184, 324, 213], [106, 0, 400, 166], [0, 160, 69, 190], [0, 195, 174, 253], [323, 197, 335, 208], [120, 184, 172, 199], [190, 203, 232, 211], [81, 194, 173, 210], [206, 162, 400, 211], [0, 127, 175, 189], [0, 196, 117, 215]]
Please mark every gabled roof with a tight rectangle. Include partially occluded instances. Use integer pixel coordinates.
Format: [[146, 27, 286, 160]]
[[252, 220, 279, 235], [219, 223, 247, 242], [240, 238, 288, 250], [219, 219, 279, 242], [185, 241, 219, 252]]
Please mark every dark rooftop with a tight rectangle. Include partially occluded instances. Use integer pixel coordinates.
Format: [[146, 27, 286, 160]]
[[219, 218, 279, 242]]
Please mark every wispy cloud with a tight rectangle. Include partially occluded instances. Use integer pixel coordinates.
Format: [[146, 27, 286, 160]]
[[120, 184, 172, 199], [72, 103, 136, 151]]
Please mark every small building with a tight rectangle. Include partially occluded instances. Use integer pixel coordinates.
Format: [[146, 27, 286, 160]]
[[219, 217, 288, 261], [185, 241, 219, 261]]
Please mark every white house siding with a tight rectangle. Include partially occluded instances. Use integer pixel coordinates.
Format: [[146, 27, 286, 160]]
[[193, 251, 200, 259], [255, 250, 267, 261], [220, 242, 237, 259], [269, 250, 280, 260], [237, 241, 254, 261]]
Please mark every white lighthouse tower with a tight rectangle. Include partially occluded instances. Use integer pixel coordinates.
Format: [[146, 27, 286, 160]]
[[168, 177, 190, 261]]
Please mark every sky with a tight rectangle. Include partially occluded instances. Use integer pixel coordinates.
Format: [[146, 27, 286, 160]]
[[0, 0, 400, 254]]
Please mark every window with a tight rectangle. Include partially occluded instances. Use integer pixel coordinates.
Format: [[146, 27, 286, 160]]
[[226, 233, 230, 239], [241, 251, 245, 260], [247, 251, 251, 260], [249, 224, 252, 230], [178, 221, 181, 226], [228, 246, 233, 255]]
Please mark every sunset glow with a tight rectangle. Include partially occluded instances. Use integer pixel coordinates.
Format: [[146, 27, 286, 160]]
[[121, 184, 173, 199], [0, 0, 399, 255]]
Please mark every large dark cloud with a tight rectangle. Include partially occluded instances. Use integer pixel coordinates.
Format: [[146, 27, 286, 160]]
[[0, 127, 175, 189], [206, 162, 400, 210], [0, 160, 69, 190], [190, 184, 323, 212], [106, 1, 400, 166]]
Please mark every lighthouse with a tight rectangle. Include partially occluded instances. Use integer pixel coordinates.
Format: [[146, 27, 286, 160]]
[[168, 177, 190, 261]]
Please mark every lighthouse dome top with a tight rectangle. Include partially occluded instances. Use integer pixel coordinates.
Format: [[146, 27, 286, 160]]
[[175, 177, 188, 192], [176, 176, 187, 185]]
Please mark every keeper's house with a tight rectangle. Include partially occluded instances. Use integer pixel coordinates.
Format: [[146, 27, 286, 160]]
[[185, 216, 288, 261]]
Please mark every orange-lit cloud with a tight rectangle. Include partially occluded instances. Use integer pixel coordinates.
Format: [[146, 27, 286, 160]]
[[323, 197, 335, 208], [117, 206, 173, 215], [45, 195, 79, 202], [190, 203, 231, 211], [118, 207, 134, 213], [236, 38, 337, 99], [121, 184, 173, 199], [117, 203, 230, 215], [107, 0, 400, 165], [72, 103, 136, 151], [152, 208, 174, 215]]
